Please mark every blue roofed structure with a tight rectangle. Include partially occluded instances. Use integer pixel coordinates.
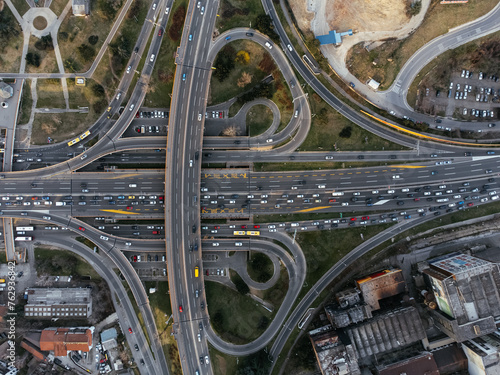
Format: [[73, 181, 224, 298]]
[[317, 29, 353, 46]]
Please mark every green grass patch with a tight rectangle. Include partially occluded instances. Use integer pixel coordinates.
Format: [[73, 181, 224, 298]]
[[299, 85, 405, 151], [214, 0, 265, 33], [25, 35, 58, 74], [144, 0, 188, 108], [144, 281, 182, 375], [247, 251, 273, 283], [253, 161, 402, 172], [296, 224, 392, 300], [0, 4, 23, 72], [49, 0, 69, 16], [256, 265, 289, 308], [18, 80, 33, 124], [31, 111, 100, 145], [0, 252, 7, 264], [205, 281, 272, 344], [346, 0, 499, 89], [36, 79, 65, 108], [10, 0, 30, 15], [75, 236, 99, 252], [208, 344, 239, 375], [247, 104, 273, 136], [209, 40, 270, 105], [34, 247, 101, 279]]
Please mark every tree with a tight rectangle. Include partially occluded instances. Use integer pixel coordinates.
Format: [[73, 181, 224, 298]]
[[98, 0, 122, 19], [254, 14, 279, 44], [127, 0, 142, 19], [88, 35, 99, 45], [235, 50, 250, 65], [339, 126, 352, 138], [34, 35, 54, 51], [92, 83, 105, 97], [0, 9, 20, 50], [59, 31, 69, 42], [236, 350, 271, 375], [77, 44, 96, 62], [26, 52, 41, 67], [214, 46, 235, 82]]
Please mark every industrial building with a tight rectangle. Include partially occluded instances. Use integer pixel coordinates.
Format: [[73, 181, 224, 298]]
[[421, 252, 500, 342], [39, 328, 93, 356], [375, 352, 440, 375], [309, 325, 361, 375], [462, 333, 500, 375], [355, 269, 407, 311], [325, 303, 372, 329], [24, 288, 92, 319]]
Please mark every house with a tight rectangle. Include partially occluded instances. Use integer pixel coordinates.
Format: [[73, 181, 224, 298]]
[[39, 328, 93, 356], [72, 0, 90, 16]]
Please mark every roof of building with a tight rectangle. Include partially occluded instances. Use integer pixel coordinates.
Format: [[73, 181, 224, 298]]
[[20, 340, 46, 361], [376, 352, 439, 375], [428, 252, 491, 276], [325, 303, 372, 328], [317, 29, 353, 45], [345, 306, 426, 358], [423, 253, 500, 326], [100, 328, 118, 342], [309, 326, 361, 375], [72, 0, 89, 15], [431, 344, 468, 374], [26, 288, 91, 305], [355, 269, 406, 310], [39, 328, 92, 356], [0, 82, 13, 99]]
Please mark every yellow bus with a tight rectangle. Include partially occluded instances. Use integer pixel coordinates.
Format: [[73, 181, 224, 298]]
[[246, 231, 260, 236], [67, 138, 80, 146], [194, 266, 199, 277], [233, 231, 246, 235], [79, 130, 91, 140]]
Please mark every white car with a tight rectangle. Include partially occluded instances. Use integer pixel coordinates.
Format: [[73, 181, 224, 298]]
[[341, 202, 349, 206], [100, 235, 109, 241], [235, 242, 242, 247], [266, 139, 273, 143], [198, 113, 202, 121], [212, 242, 219, 247], [392, 175, 400, 179], [287, 44, 292, 51]]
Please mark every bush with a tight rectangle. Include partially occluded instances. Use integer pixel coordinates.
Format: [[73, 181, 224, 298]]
[[339, 126, 352, 138], [127, 0, 142, 19], [98, 0, 123, 19], [235, 50, 250, 65], [77, 44, 96, 62], [26, 52, 41, 67], [214, 45, 236, 82], [34, 35, 54, 51], [232, 272, 250, 295], [0, 9, 20, 51], [88, 35, 99, 45], [254, 14, 279, 44], [168, 6, 186, 41], [59, 31, 69, 42], [92, 83, 105, 97]]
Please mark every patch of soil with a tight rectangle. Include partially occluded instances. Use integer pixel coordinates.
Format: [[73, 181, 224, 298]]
[[33, 16, 48, 30]]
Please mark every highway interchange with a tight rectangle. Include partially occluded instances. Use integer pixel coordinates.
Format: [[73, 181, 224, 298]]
[[2, 0, 500, 374]]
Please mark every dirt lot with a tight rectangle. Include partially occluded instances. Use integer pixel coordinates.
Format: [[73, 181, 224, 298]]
[[288, 0, 409, 34]]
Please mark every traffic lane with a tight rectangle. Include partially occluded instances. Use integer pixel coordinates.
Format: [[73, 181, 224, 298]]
[[205, 231, 305, 356], [199, 158, 500, 192], [33, 234, 156, 371]]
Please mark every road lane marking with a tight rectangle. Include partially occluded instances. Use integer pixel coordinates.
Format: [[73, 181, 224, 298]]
[[100, 209, 139, 215], [295, 206, 330, 213]]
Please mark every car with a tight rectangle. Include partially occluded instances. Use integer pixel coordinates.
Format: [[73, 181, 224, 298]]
[[182, 73, 186, 81], [266, 138, 273, 143], [78, 226, 85, 231], [486, 169, 493, 174], [200, 6, 204, 14], [325, 155, 334, 160], [134, 344, 139, 351], [392, 175, 400, 179], [128, 327, 133, 334], [189, 34, 193, 41], [205, 356, 210, 365], [126, 65, 132, 73], [361, 216, 369, 220], [254, 225, 260, 229], [212, 243, 219, 247], [158, 28, 163, 36], [179, 305, 183, 312], [100, 235, 109, 241], [265, 41, 272, 49]]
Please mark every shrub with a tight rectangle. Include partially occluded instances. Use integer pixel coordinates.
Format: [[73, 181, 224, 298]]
[[88, 35, 99, 45]]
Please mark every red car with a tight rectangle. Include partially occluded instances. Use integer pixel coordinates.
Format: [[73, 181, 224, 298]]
[[158, 29, 163, 37], [159, 196, 164, 200], [153, 231, 159, 234], [350, 217, 357, 221], [31, 196, 38, 200], [361, 216, 369, 220], [126, 206, 132, 210], [78, 226, 85, 231], [179, 305, 183, 313], [219, 112, 223, 118], [135, 112, 140, 118], [128, 327, 133, 334], [214, 226, 220, 229], [253, 225, 260, 229], [133, 255, 137, 262], [329, 199, 337, 203], [467, 202, 474, 207], [241, 225, 247, 229], [206, 270, 209, 276], [414, 198, 420, 202]]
